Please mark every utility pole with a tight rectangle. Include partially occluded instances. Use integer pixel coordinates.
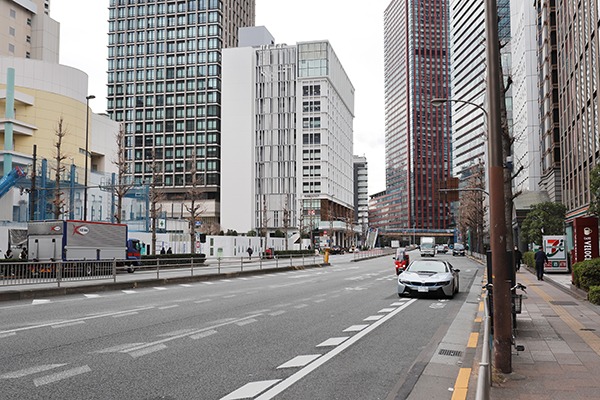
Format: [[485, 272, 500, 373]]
[[485, 0, 512, 373]]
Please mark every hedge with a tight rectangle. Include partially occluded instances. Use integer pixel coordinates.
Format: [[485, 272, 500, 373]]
[[523, 251, 535, 269], [588, 286, 600, 306], [572, 258, 600, 291]]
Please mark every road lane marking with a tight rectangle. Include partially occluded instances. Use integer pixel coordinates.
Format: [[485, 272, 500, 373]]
[[202, 282, 215, 285], [277, 355, 321, 369], [364, 315, 384, 321], [316, 337, 349, 347], [467, 333, 479, 348], [179, 284, 193, 287], [190, 330, 217, 340], [122, 314, 262, 354], [343, 324, 369, 332], [93, 343, 145, 353], [122, 290, 137, 294], [294, 304, 308, 309], [269, 310, 286, 316], [1, 364, 67, 379], [154, 287, 168, 291], [52, 321, 85, 329], [254, 298, 417, 399], [128, 344, 168, 358], [314, 299, 327, 303], [83, 294, 101, 298], [158, 329, 194, 337], [33, 365, 91, 387], [0, 307, 155, 335], [158, 305, 179, 310], [194, 299, 212, 304], [450, 368, 471, 400], [113, 312, 139, 318], [223, 295, 237, 298], [236, 319, 257, 326], [378, 308, 395, 313], [0, 332, 16, 338], [32, 299, 51, 305], [220, 380, 281, 400]]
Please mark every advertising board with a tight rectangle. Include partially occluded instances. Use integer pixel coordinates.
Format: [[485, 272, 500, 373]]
[[542, 235, 568, 272]]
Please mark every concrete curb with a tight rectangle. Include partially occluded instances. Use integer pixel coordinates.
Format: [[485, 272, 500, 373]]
[[0, 263, 330, 302]]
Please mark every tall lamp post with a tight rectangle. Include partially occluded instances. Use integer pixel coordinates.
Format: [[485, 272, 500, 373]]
[[84, 95, 95, 221]]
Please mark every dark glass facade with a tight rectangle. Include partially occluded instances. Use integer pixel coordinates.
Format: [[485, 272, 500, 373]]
[[382, 0, 452, 233]]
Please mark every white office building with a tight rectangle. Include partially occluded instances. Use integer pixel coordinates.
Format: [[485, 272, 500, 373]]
[[222, 27, 355, 248], [510, 0, 541, 192]]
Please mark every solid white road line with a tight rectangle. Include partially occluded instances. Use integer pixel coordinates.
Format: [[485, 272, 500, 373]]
[[316, 337, 349, 347], [268, 310, 286, 316], [253, 299, 417, 400], [0, 364, 67, 379], [112, 312, 139, 318], [33, 365, 91, 387], [277, 355, 321, 369], [219, 380, 281, 400], [236, 319, 257, 326]]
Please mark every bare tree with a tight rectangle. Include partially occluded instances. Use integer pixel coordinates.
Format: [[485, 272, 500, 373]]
[[183, 154, 205, 254], [111, 123, 134, 223], [282, 196, 291, 250], [148, 151, 165, 255], [457, 166, 487, 253], [261, 195, 271, 254], [50, 117, 69, 219]]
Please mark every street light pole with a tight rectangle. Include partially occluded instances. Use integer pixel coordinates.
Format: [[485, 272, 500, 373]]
[[84, 95, 95, 221], [485, 0, 512, 374]]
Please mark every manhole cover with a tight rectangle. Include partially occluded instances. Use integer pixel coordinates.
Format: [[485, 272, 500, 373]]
[[550, 301, 578, 306], [439, 349, 462, 357]]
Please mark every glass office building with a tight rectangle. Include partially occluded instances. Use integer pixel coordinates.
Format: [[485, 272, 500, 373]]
[[106, 0, 255, 224], [382, 0, 452, 232]]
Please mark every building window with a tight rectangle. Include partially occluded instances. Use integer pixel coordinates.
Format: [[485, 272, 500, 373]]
[[8, 44, 14, 53], [10, 9, 16, 18]]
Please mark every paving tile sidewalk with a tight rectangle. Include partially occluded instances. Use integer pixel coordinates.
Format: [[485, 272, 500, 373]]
[[481, 267, 600, 400]]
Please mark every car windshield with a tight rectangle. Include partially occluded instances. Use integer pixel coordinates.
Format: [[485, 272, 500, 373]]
[[407, 261, 448, 273], [421, 243, 434, 249], [454, 244, 464, 250]]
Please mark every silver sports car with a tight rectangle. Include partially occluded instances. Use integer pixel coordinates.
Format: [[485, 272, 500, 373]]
[[397, 259, 460, 298]]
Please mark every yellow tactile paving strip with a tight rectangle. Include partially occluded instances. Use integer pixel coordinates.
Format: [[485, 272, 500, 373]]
[[451, 367, 471, 400], [520, 273, 600, 356]]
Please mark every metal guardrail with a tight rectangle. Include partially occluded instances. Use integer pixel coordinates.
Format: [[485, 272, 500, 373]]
[[352, 248, 395, 261], [0, 253, 327, 288], [475, 290, 492, 400]]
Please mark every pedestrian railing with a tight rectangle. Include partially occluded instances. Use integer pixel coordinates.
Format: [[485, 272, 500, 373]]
[[0, 253, 326, 288], [352, 248, 395, 261], [475, 289, 492, 400]]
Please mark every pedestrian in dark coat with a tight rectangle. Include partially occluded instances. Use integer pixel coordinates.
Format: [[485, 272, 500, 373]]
[[247, 247, 253, 259], [534, 247, 548, 281], [167, 247, 173, 254], [514, 246, 523, 271]]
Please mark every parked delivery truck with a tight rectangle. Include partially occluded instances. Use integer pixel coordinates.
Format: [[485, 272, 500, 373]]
[[27, 220, 141, 274], [420, 237, 436, 257]]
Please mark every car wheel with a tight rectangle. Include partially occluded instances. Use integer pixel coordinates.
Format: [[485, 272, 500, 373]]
[[448, 283, 455, 299]]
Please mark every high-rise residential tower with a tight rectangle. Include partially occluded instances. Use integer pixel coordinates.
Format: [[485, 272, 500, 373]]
[[382, 0, 452, 233], [106, 0, 255, 226]]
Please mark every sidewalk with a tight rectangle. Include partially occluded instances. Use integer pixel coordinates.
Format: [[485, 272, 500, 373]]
[[480, 266, 600, 399]]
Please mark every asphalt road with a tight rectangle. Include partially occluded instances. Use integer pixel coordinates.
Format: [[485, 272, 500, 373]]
[[0, 251, 482, 400]]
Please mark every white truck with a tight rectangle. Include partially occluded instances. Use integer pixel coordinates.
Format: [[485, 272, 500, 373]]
[[420, 237, 436, 257], [27, 220, 141, 275]]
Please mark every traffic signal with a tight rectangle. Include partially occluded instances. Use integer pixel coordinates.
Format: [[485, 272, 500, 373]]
[[199, 233, 206, 243]]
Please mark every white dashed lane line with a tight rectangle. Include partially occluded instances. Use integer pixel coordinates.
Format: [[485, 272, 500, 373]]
[[33, 365, 92, 387], [277, 355, 321, 369], [316, 337, 349, 347]]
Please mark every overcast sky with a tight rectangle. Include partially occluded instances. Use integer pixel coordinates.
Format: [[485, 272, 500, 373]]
[[51, 0, 389, 195]]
